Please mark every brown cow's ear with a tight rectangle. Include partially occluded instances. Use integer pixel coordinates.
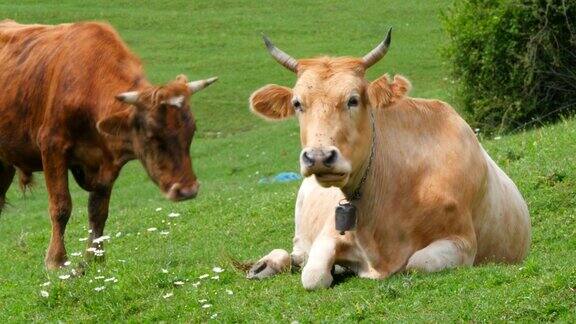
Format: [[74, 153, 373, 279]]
[[249, 84, 294, 120], [368, 74, 411, 109], [175, 74, 189, 83], [97, 111, 133, 136]]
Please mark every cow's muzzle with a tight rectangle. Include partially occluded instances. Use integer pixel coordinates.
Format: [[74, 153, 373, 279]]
[[166, 181, 199, 201], [300, 146, 351, 187]]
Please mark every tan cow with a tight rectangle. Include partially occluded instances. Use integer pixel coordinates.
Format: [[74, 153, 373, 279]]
[[247, 30, 531, 290]]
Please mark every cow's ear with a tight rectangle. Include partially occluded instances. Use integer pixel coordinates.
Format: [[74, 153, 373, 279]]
[[97, 111, 133, 136], [249, 84, 294, 120], [368, 74, 411, 109]]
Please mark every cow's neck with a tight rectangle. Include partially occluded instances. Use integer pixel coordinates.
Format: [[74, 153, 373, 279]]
[[342, 110, 376, 201], [339, 109, 388, 235]]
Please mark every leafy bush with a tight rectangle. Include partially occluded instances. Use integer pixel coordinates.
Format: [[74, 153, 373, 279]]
[[442, 0, 576, 133]]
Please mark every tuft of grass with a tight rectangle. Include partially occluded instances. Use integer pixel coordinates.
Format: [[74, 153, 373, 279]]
[[0, 0, 574, 322]]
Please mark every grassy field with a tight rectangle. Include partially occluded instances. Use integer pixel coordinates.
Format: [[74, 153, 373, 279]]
[[0, 0, 574, 322]]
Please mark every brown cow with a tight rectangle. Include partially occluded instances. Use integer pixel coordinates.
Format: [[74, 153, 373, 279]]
[[247, 31, 531, 290], [0, 20, 217, 269]]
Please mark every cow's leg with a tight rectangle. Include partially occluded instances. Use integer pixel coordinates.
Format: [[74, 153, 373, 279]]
[[0, 162, 15, 214], [405, 236, 475, 273], [301, 236, 337, 290], [85, 188, 112, 263], [289, 236, 309, 271], [246, 249, 291, 279], [40, 139, 72, 270]]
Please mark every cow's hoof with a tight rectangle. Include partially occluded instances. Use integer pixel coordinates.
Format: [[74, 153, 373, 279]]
[[45, 259, 67, 271], [302, 267, 333, 290], [247, 249, 290, 280], [247, 260, 278, 279]]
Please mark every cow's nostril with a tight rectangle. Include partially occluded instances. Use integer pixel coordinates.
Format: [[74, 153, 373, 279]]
[[323, 149, 338, 167], [302, 151, 315, 166], [166, 182, 199, 201]]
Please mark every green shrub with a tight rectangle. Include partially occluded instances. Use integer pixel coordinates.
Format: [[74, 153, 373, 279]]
[[442, 0, 576, 133]]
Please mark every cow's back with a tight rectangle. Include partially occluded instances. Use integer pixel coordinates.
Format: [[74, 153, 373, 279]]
[[0, 20, 143, 170]]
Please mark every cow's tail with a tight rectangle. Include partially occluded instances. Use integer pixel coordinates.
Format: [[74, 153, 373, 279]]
[[17, 169, 34, 193]]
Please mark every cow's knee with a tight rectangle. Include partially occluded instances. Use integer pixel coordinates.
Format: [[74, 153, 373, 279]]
[[247, 249, 290, 279], [406, 238, 475, 273], [301, 266, 333, 290], [300, 238, 336, 290]]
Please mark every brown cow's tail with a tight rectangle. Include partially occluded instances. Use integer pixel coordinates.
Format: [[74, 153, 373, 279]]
[[17, 169, 34, 193]]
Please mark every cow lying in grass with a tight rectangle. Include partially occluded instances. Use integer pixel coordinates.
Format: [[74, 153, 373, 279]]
[[0, 20, 217, 269], [247, 30, 531, 290]]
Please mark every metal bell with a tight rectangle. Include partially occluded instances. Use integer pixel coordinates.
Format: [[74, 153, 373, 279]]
[[335, 202, 357, 235]]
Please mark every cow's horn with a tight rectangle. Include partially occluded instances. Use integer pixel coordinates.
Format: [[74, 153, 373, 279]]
[[362, 28, 392, 69], [262, 34, 298, 73], [187, 77, 218, 93], [116, 91, 140, 104]]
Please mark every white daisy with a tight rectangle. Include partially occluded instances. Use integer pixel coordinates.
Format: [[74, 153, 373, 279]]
[[93, 235, 110, 244]]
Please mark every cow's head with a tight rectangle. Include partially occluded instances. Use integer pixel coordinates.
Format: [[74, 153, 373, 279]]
[[250, 30, 410, 193], [97, 75, 217, 201]]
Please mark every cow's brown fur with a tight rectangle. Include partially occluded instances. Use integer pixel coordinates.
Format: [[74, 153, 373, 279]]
[[0, 20, 210, 269]]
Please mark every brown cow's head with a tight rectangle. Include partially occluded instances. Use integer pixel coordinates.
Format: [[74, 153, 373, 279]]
[[250, 30, 410, 193], [97, 75, 217, 201]]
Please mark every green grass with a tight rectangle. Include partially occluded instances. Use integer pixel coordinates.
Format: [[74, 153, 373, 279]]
[[0, 0, 574, 322]]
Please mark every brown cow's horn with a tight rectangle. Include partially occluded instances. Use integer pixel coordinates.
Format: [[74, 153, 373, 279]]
[[362, 28, 392, 69], [187, 77, 218, 93], [116, 91, 139, 104], [262, 34, 298, 73]]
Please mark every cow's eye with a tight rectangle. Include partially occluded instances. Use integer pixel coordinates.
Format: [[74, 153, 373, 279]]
[[347, 97, 359, 108], [293, 99, 303, 111]]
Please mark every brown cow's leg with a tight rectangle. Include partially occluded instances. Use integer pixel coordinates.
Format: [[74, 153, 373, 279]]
[[40, 139, 72, 270], [0, 162, 16, 214], [85, 188, 112, 263]]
